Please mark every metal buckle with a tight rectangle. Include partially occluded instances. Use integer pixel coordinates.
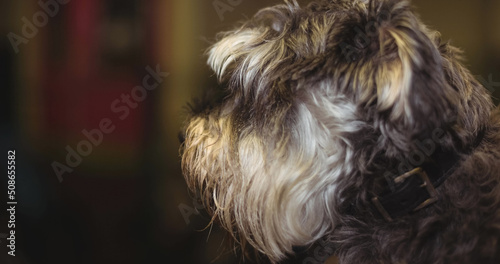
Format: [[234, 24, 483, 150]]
[[371, 168, 439, 222]]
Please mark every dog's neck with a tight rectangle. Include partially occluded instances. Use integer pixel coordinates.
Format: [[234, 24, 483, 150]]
[[370, 128, 487, 222]]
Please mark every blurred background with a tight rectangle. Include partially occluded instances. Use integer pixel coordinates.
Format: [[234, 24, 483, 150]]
[[0, 0, 499, 263]]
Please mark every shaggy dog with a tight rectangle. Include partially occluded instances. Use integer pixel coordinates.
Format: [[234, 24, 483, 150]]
[[180, 0, 500, 263]]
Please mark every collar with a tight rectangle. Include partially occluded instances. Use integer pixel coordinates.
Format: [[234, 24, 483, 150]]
[[370, 129, 486, 222]]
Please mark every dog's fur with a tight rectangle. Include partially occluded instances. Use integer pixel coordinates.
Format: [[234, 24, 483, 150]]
[[180, 0, 500, 263]]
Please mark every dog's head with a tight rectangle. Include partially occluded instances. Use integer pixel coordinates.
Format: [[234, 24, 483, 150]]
[[180, 0, 493, 262]]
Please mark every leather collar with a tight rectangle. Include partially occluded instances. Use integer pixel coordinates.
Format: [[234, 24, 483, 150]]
[[370, 129, 486, 222]]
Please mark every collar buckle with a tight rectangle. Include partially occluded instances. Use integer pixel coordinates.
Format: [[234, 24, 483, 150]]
[[371, 168, 439, 222]]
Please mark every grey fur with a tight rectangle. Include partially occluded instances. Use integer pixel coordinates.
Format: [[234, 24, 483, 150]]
[[180, 0, 500, 263]]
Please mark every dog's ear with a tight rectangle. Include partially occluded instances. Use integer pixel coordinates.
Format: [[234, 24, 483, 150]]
[[346, 0, 459, 145], [207, 1, 300, 91]]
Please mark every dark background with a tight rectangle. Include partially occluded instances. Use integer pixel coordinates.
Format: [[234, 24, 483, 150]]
[[0, 0, 499, 263]]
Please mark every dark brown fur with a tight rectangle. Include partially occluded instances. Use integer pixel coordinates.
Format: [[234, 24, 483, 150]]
[[181, 0, 500, 263]]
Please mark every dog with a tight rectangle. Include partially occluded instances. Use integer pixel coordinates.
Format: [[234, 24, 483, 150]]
[[180, 0, 500, 263]]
